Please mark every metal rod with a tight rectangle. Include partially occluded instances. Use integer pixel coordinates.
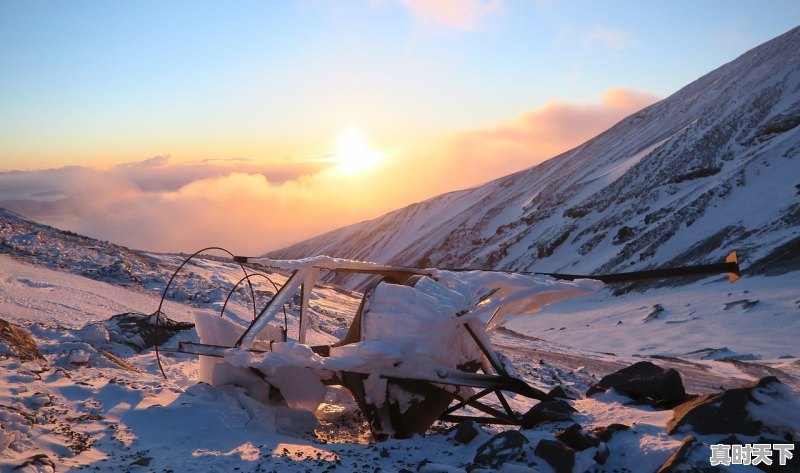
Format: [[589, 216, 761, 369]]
[[234, 252, 741, 285]]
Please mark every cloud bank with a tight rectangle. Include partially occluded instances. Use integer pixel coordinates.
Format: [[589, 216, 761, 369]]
[[0, 88, 659, 255]]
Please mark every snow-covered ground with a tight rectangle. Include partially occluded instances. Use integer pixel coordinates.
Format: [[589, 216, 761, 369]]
[[1, 242, 798, 472]]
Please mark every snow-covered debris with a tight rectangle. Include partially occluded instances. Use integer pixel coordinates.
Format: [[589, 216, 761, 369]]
[[104, 312, 195, 351]]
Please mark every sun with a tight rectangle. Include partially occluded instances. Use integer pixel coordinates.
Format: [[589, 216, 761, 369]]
[[333, 128, 385, 174]]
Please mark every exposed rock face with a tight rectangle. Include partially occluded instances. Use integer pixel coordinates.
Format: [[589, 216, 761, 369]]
[[586, 361, 689, 407], [0, 318, 44, 361]]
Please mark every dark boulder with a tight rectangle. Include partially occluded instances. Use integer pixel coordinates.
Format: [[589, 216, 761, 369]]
[[534, 439, 575, 473], [547, 385, 574, 399], [590, 423, 631, 442], [453, 420, 481, 444], [520, 400, 577, 429], [472, 430, 529, 470], [555, 423, 600, 451], [667, 377, 791, 438], [586, 361, 688, 408]]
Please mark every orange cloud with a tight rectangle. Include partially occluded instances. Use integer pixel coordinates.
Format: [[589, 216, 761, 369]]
[[394, 0, 501, 31], [439, 88, 660, 188]]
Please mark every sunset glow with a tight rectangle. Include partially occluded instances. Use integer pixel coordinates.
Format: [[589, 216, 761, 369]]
[[0, 1, 797, 253], [332, 129, 386, 175]]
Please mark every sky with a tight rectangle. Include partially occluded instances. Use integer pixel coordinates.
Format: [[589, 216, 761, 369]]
[[1, 1, 798, 254]]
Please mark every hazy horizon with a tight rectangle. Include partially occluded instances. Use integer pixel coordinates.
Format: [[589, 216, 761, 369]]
[[1, 1, 798, 254]]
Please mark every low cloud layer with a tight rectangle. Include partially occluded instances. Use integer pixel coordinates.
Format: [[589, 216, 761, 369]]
[[0, 88, 659, 255]]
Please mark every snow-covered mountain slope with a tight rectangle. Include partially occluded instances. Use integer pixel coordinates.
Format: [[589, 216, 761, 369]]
[[270, 26, 800, 278], [1, 217, 799, 472]]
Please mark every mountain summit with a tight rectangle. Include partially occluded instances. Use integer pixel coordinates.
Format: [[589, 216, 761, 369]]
[[271, 26, 800, 276]]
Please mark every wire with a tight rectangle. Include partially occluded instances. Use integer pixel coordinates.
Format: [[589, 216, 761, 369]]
[[154, 247, 257, 379], [219, 272, 288, 335]]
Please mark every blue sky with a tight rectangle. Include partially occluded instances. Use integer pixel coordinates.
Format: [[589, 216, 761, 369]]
[[1, 1, 797, 169]]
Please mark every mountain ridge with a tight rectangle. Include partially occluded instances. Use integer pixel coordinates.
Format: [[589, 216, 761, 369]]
[[269, 26, 800, 278]]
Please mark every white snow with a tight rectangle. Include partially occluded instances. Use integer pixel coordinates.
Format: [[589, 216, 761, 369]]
[[1, 242, 799, 471], [501, 271, 800, 360]]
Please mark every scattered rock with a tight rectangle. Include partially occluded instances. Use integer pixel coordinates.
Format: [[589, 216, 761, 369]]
[[130, 456, 152, 466], [0, 318, 45, 361], [472, 430, 529, 470], [613, 226, 635, 245], [555, 423, 600, 451], [534, 439, 574, 473], [104, 312, 194, 351], [590, 423, 630, 442], [547, 385, 573, 399], [68, 348, 92, 365], [723, 299, 759, 310], [0, 425, 18, 451], [13, 453, 55, 472], [593, 443, 610, 465], [654, 435, 721, 473], [586, 361, 688, 408], [453, 420, 481, 444], [642, 304, 665, 323], [520, 400, 577, 429], [667, 376, 792, 438]]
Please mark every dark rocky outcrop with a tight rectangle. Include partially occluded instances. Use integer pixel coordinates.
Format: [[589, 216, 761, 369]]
[[586, 361, 689, 408], [520, 399, 577, 429]]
